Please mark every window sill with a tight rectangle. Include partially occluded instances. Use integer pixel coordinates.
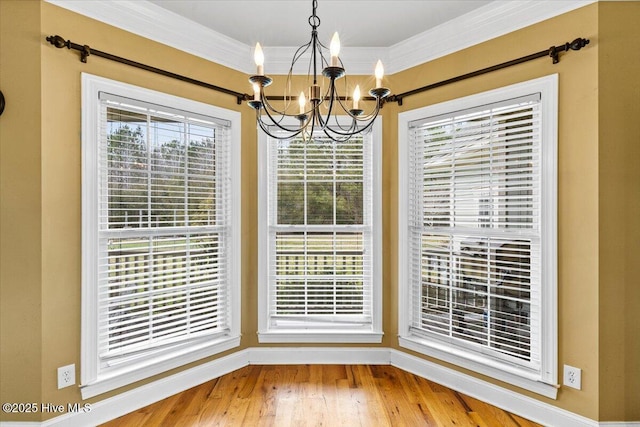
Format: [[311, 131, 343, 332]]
[[258, 330, 383, 344], [399, 335, 558, 399], [81, 335, 240, 399]]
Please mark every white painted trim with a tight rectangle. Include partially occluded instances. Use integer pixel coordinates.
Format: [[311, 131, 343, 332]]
[[370, 118, 384, 338], [46, 0, 251, 73], [80, 336, 241, 399], [389, 349, 598, 427], [256, 117, 383, 343], [257, 331, 384, 344], [398, 336, 558, 399], [389, 1, 596, 74], [256, 121, 268, 337], [248, 347, 390, 365], [0, 423, 41, 427], [50, 350, 247, 427], [45, 0, 595, 75], [2, 347, 637, 427]]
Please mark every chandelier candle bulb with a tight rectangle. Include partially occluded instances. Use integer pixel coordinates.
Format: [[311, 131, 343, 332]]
[[330, 32, 340, 67], [299, 91, 306, 114], [375, 60, 384, 88], [254, 42, 264, 75], [353, 85, 361, 110]]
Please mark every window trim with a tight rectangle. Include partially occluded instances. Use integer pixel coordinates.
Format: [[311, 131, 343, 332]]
[[398, 75, 558, 398], [81, 73, 241, 399], [257, 118, 383, 343]]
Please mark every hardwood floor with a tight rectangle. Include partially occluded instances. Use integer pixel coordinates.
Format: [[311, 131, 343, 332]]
[[100, 365, 542, 427]]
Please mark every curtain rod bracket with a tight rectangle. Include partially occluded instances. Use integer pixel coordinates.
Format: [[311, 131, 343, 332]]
[[81, 45, 91, 63], [386, 94, 403, 106]]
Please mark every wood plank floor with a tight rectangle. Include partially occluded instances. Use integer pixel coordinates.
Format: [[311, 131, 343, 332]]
[[100, 365, 542, 427]]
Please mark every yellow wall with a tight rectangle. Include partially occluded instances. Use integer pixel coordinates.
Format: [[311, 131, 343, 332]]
[[1, 0, 638, 423], [597, 2, 640, 420], [0, 1, 43, 422]]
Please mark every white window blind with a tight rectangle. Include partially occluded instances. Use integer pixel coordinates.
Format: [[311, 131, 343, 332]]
[[258, 121, 382, 342], [97, 92, 232, 363], [407, 94, 541, 369], [269, 134, 372, 326]]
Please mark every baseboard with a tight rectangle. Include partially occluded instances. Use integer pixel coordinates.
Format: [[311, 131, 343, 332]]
[[1, 347, 637, 427], [389, 349, 597, 427], [248, 346, 390, 365], [43, 349, 247, 427]]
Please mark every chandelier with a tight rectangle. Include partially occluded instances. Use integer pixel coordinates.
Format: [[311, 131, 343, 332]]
[[247, 0, 390, 141]]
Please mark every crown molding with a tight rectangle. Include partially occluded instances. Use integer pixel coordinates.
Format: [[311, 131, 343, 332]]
[[45, 0, 595, 76], [388, 0, 596, 74], [45, 0, 251, 73]]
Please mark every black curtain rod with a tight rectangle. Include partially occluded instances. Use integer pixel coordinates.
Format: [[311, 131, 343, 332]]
[[388, 38, 589, 105], [45, 35, 589, 107], [46, 35, 250, 104]]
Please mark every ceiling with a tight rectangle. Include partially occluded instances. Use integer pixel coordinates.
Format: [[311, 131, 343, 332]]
[[145, 0, 494, 48]]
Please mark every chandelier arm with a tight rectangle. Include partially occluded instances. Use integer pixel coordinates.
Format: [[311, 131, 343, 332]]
[[257, 114, 307, 140], [321, 116, 359, 138], [331, 73, 356, 115], [261, 96, 318, 137], [351, 101, 383, 122], [324, 74, 378, 129], [261, 95, 289, 118], [261, 102, 309, 134], [316, 78, 339, 131], [322, 104, 380, 138], [320, 120, 359, 142], [318, 78, 382, 137], [289, 41, 313, 75], [275, 42, 313, 113]]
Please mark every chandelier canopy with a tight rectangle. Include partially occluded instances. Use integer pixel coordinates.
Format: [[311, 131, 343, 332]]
[[248, 0, 390, 141]]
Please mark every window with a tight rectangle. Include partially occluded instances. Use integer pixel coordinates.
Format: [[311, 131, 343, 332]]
[[258, 119, 382, 343], [81, 74, 241, 398], [398, 75, 558, 398]]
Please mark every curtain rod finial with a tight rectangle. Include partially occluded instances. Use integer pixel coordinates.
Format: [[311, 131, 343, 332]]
[[46, 35, 69, 49]]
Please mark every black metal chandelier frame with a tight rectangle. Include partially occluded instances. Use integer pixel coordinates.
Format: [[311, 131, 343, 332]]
[[247, 0, 390, 141]]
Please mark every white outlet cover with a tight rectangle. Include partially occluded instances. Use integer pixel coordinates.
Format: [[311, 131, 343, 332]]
[[563, 364, 582, 390], [57, 364, 76, 389]]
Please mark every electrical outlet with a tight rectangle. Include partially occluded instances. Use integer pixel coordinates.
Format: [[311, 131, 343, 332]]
[[563, 364, 581, 390], [57, 364, 75, 389]]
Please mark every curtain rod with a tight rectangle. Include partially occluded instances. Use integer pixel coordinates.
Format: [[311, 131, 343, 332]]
[[45, 35, 589, 108], [387, 38, 589, 105], [46, 35, 249, 104]]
